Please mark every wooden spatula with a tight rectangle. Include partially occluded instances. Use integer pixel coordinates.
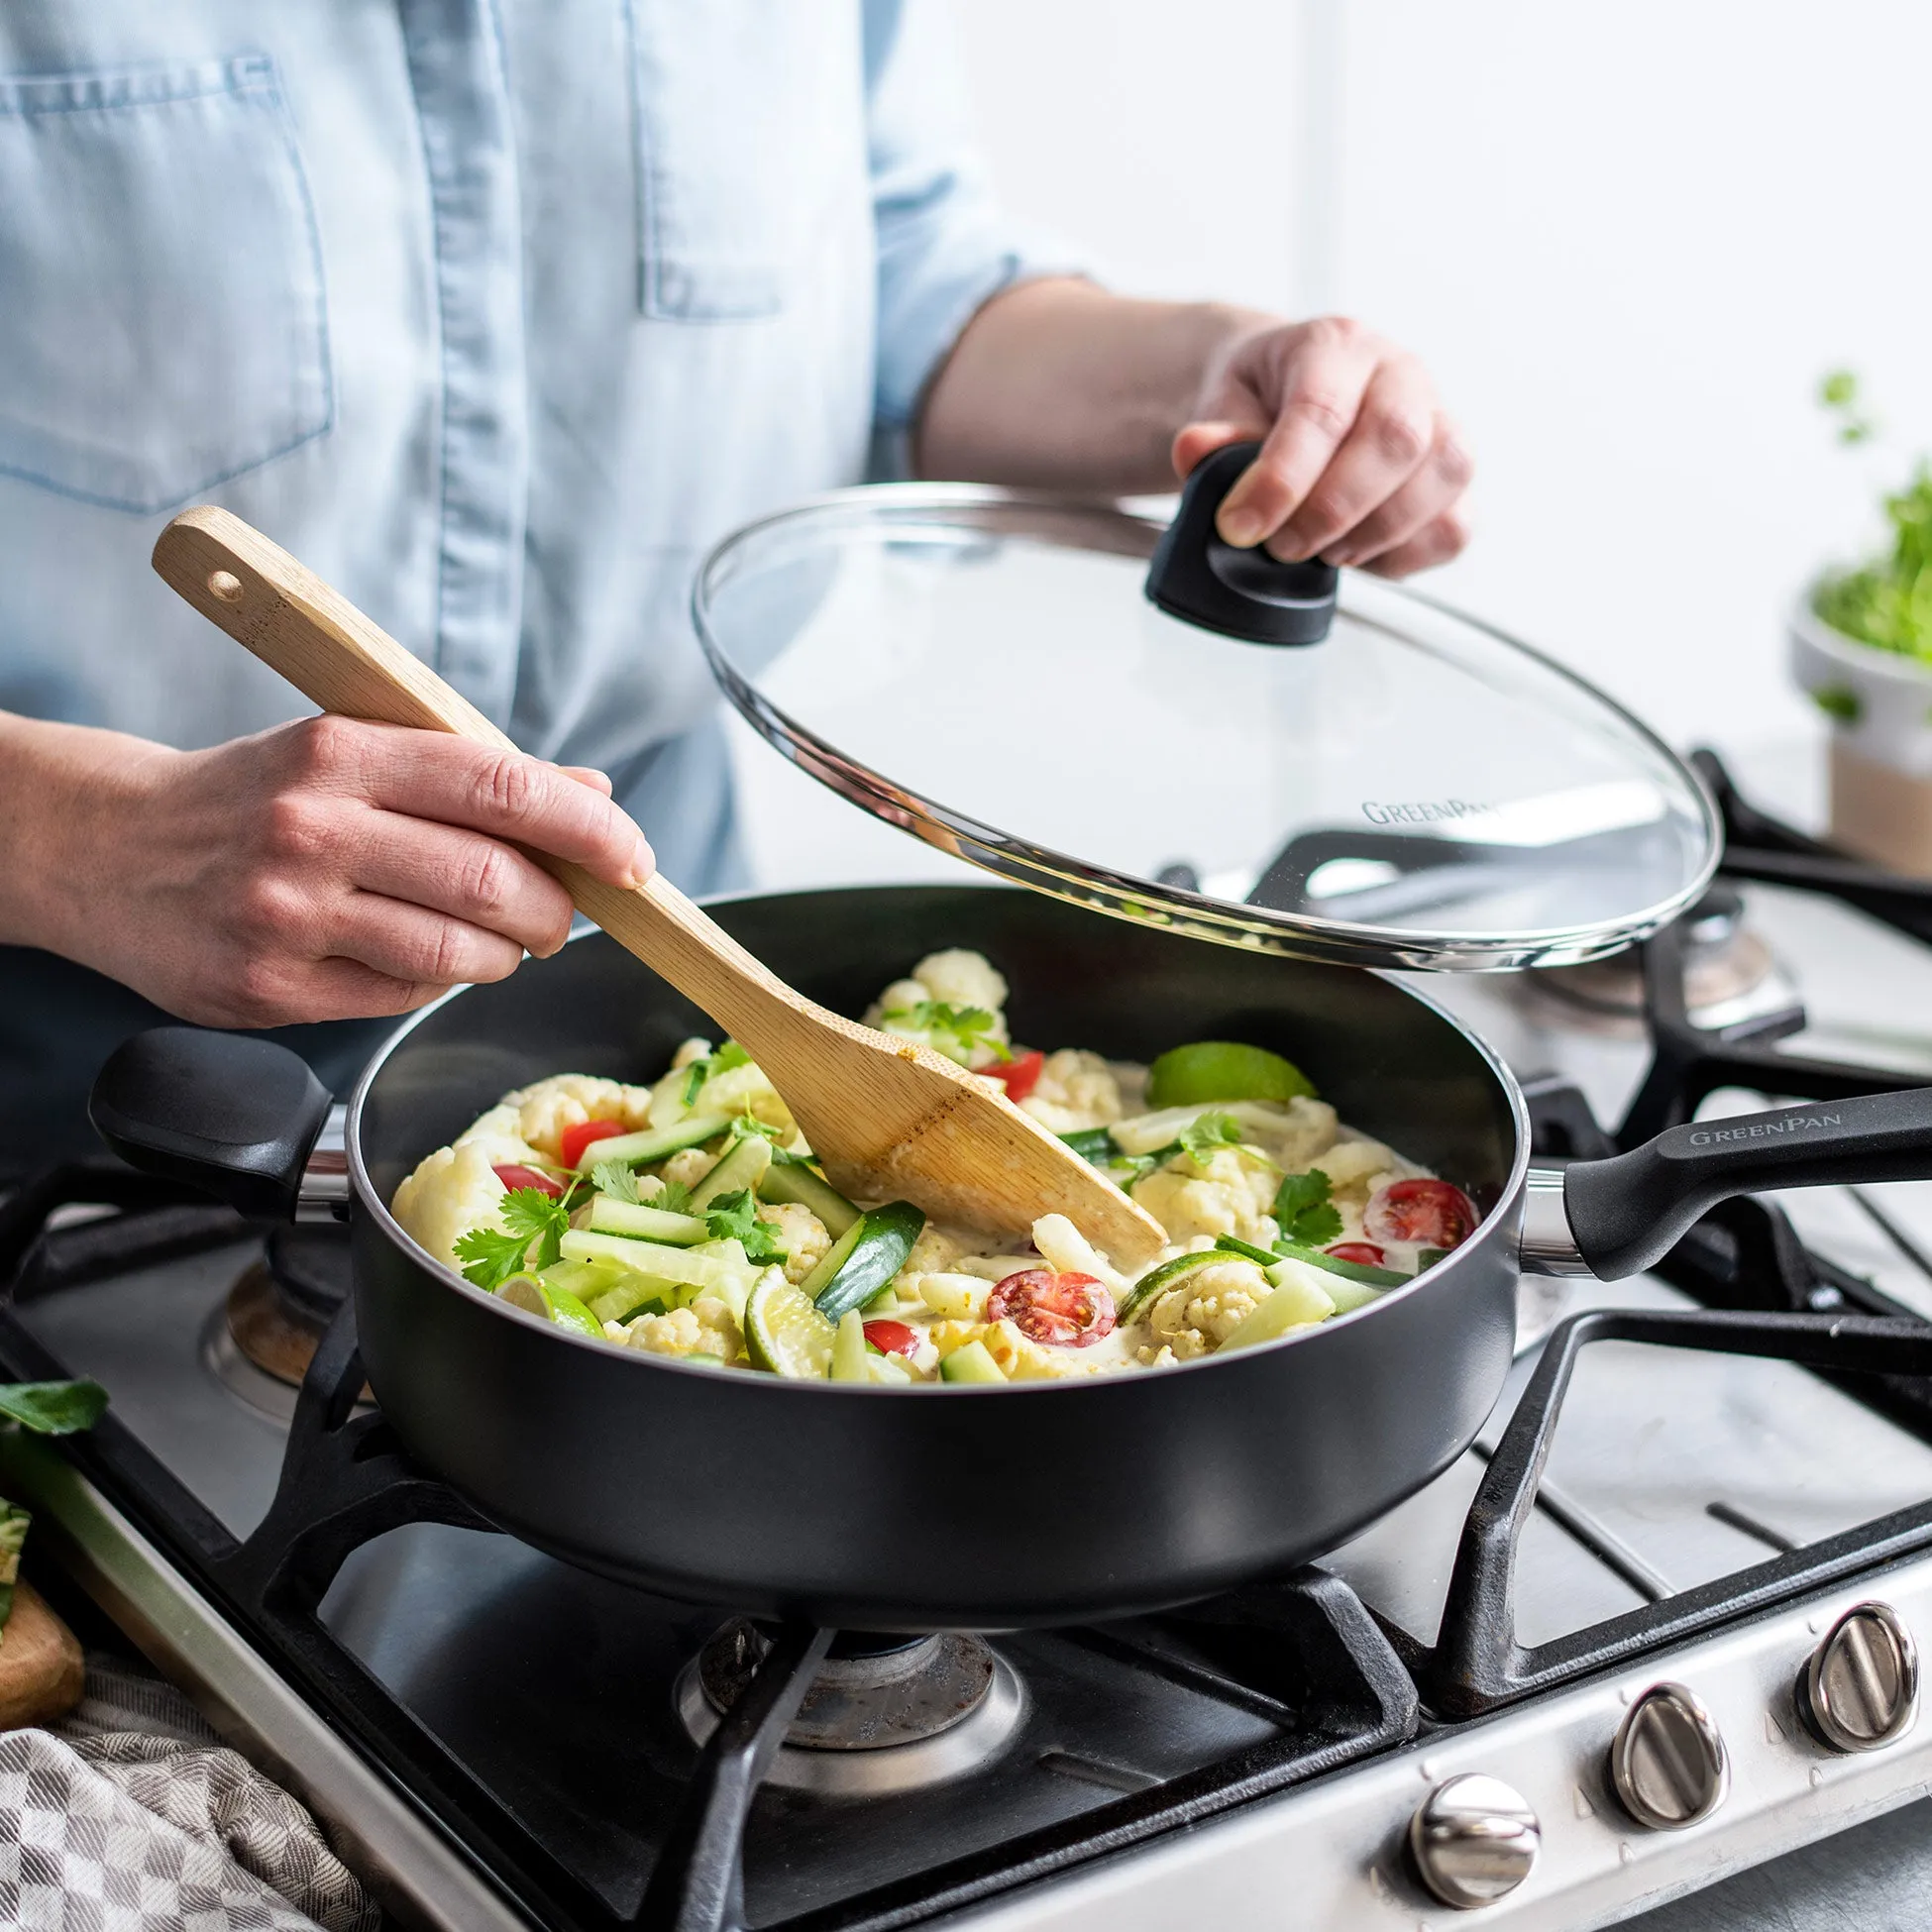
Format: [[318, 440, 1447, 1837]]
[[154, 507, 1167, 1267]]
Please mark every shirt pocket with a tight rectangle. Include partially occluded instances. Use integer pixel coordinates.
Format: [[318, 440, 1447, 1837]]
[[627, 2, 855, 322], [0, 53, 330, 514]]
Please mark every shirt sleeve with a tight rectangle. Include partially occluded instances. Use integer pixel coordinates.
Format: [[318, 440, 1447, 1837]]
[[863, 0, 1085, 473]]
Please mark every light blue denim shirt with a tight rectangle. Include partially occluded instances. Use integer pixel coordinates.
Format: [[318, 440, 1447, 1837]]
[[0, 1, 1062, 890]]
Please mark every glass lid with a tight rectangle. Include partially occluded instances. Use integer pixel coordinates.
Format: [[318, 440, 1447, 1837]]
[[694, 467, 1718, 972]]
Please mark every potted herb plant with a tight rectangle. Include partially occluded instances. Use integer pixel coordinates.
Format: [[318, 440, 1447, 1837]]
[[1790, 372, 1932, 873]]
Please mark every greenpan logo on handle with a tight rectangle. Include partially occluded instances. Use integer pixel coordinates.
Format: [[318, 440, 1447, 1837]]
[[1687, 1112, 1845, 1146]]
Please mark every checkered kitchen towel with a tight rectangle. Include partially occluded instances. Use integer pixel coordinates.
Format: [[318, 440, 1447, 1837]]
[[0, 1654, 377, 1932]]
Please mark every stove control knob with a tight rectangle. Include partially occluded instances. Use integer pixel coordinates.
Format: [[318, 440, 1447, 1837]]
[[1610, 1682, 1729, 1830], [1797, 1601, 1919, 1754], [1408, 1772, 1541, 1909]]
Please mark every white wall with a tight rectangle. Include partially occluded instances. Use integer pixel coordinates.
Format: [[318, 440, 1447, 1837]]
[[731, 0, 1932, 887]]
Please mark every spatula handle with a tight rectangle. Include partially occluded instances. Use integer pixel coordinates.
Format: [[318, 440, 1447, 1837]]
[[151, 505, 795, 1033]]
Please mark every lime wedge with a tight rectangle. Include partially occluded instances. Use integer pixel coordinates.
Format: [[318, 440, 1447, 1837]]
[[1146, 1041, 1316, 1108], [744, 1268, 835, 1377], [496, 1273, 603, 1338]]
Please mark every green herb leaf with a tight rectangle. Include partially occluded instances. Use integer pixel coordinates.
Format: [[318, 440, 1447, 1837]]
[[1178, 1110, 1276, 1169], [880, 1000, 1012, 1067], [682, 1039, 753, 1107], [590, 1159, 639, 1204], [1271, 1168, 1343, 1248], [1059, 1127, 1123, 1164], [0, 1380, 108, 1437], [454, 1186, 573, 1291], [656, 1180, 695, 1215], [701, 1189, 789, 1265], [726, 1113, 782, 1147]]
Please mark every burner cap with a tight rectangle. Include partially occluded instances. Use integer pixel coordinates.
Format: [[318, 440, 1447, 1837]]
[[208, 1223, 355, 1413], [677, 1618, 1025, 1794]]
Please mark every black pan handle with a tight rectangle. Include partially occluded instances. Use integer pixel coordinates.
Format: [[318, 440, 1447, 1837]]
[[1144, 440, 1340, 646], [89, 1027, 333, 1221], [1563, 1089, 1932, 1279]]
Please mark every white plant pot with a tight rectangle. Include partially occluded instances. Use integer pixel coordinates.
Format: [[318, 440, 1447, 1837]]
[[1789, 589, 1932, 874]]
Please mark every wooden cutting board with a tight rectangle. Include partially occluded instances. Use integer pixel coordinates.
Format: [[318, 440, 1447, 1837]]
[[0, 1581, 84, 1731]]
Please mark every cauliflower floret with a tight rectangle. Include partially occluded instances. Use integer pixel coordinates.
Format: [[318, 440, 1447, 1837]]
[[392, 1141, 511, 1269], [758, 1202, 830, 1285], [670, 1037, 711, 1070], [951, 1252, 1039, 1283], [1020, 1049, 1124, 1133], [1144, 1259, 1271, 1356], [1132, 1153, 1275, 1246], [1314, 1134, 1406, 1199], [904, 1225, 965, 1278], [910, 948, 1008, 1016], [1029, 1213, 1127, 1296], [451, 1104, 547, 1169], [623, 1296, 741, 1361], [915, 1272, 991, 1320], [661, 1145, 720, 1190], [504, 1074, 652, 1162], [864, 978, 930, 1027]]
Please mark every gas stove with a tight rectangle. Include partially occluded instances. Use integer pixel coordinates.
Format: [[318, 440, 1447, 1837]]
[[9, 751, 1932, 1931]]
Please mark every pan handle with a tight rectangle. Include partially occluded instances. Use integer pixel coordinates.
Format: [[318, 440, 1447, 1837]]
[[88, 1028, 334, 1220], [1551, 1089, 1932, 1279]]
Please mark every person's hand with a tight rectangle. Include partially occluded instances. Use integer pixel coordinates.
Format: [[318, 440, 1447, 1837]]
[[46, 715, 651, 1027], [1172, 316, 1473, 578]]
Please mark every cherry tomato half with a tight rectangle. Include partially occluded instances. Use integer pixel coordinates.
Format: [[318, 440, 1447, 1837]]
[[982, 1048, 1045, 1103], [1325, 1241, 1386, 1267], [492, 1163, 566, 1199], [862, 1320, 920, 1357], [985, 1269, 1116, 1347], [1363, 1179, 1478, 1250], [560, 1118, 627, 1169]]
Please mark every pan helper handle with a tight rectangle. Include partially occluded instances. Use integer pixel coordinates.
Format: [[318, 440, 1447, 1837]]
[[1558, 1089, 1932, 1280]]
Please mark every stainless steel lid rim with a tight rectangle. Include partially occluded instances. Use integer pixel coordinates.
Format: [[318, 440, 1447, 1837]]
[[693, 483, 1722, 972]]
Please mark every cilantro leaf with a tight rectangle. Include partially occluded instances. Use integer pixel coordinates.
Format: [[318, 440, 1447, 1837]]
[[454, 1186, 573, 1291], [682, 1039, 753, 1106], [880, 1000, 1012, 1067], [1178, 1111, 1276, 1169], [1272, 1168, 1343, 1248], [0, 1380, 108, 1436], [701, 1189, 789, 1265], [590, 1159, 639, 1204], [726, 1113, 782, 1146], [656, 1179, 695, 1215]]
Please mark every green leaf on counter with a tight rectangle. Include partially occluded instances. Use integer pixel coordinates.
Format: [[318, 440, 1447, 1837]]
[[0, 1380, 108, 1437]]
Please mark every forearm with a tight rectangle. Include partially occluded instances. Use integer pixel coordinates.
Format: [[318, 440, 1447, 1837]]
[[0, 711, 167, 958], [914, 278, 1272, 495]]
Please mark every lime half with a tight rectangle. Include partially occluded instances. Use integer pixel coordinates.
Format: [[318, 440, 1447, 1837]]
[[1146, 1041, 1316, 1108]]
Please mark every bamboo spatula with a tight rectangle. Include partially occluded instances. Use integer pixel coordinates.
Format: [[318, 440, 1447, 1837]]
[[154, 507, 1168, 1268]]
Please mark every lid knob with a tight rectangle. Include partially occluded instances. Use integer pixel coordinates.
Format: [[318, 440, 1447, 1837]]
[[1144, 441, 1340, 645]]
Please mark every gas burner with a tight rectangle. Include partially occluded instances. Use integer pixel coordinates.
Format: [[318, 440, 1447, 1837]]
[[203, 1224, 352, 1417], [1511, 883, 1799, 1039], [675, 1619, 1025, 1795]]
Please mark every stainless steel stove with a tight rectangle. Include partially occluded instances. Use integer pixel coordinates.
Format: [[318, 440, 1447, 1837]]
[[9, 750, 1932, 1932]]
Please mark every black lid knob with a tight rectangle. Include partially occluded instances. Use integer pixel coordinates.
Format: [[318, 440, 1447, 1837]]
[[1144, 441, 1340, 646]]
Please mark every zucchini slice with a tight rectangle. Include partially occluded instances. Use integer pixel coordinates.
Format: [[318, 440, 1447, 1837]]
[[1269, 1241, 1409, 1289], [756, 1157, 860, 1237], [575, 1112, 734, 1173], [802, 1201, 926, 1323], [585, 1197, 710, 1245], [689, 1131, 773, 1211], [938, 1340, 1008, 1385]]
